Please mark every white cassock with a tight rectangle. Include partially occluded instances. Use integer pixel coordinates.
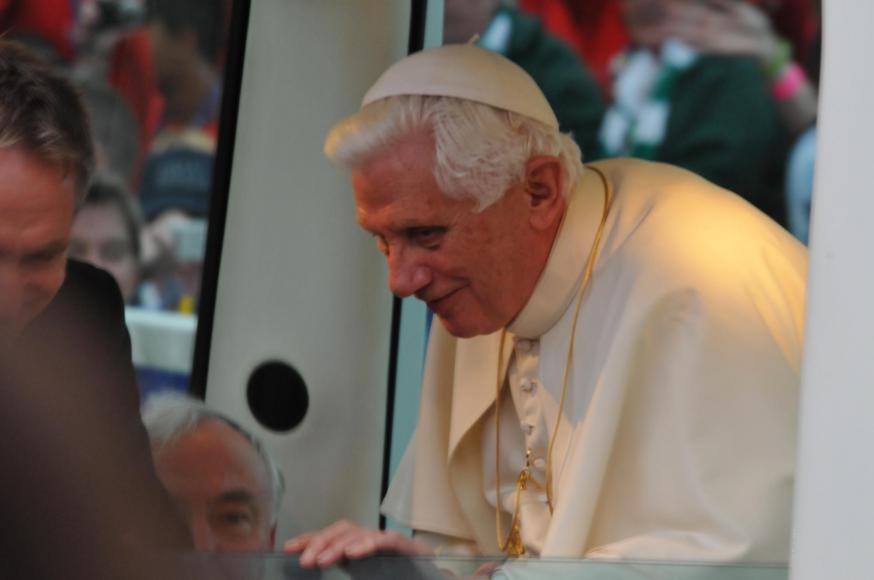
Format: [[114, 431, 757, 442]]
[[382, 158, 807, 562]]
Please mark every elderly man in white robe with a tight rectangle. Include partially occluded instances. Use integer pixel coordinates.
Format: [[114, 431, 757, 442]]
[[286, 44, 806, 568]]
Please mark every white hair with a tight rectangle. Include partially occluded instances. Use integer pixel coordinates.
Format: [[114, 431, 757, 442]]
[[324, 95, 584, 210], [141, 392, 286, 525]]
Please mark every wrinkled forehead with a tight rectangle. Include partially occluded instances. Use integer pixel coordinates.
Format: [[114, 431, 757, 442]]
[[156, 419, 273, 496]]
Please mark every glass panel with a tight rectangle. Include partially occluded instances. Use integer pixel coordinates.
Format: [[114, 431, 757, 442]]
[[0, 0, 236, 399], [181, 554, 788, 580]]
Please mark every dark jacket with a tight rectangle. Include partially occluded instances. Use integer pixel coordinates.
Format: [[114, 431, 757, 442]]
[[0, 260, 192, 579], [657, 55, 790, 225]]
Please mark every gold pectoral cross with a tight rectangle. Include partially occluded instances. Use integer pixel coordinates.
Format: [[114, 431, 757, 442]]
[[504, 465, 529, 557], [504, 451, 548, 558]]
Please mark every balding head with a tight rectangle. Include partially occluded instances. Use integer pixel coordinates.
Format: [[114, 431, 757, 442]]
[[142, 393, 284, 552]]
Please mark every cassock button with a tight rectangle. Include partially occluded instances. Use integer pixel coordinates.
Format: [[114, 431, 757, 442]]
[[522, 422, 534, 435], [520, 378, 532, 393]]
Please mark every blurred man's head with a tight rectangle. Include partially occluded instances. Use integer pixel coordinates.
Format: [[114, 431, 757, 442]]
[[0, 40, 95, 338], [142, 393, 284, 552], [144, 0, 223, 93], [325, 45, 580, 337], [70, 177, 142, 303]]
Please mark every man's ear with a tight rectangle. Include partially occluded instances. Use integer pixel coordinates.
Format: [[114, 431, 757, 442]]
[[524, 156, 565, 231]]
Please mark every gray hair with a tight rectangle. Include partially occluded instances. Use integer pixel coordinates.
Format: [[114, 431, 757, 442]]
[[324, 95, 584, 210], [0, 40, 95, 203], [141, 392, 286, 525]]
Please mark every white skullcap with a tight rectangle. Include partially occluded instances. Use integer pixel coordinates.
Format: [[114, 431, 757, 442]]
[[362, 44, 559, 129]]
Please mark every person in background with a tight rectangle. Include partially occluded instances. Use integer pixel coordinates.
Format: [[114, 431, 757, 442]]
[[78, 78, 142, 187], [70, 175, 143, 304], [517, 0, 629, 97], [443, 0, 605, 160], [667, 0, 818, 138], [598, 0, 791, 225], [137, 0, 226, 312], [516, 0, 817, 102], [0, 39, 191, 579], [144, 0, 223, 139], [665, 0, 821, 243], [142, 392, 285, 552]]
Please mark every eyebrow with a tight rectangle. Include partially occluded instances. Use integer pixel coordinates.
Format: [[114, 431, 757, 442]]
[[24, 240, 68, 260], [215, 490, 260, 505], [358, 217, 448, 235]]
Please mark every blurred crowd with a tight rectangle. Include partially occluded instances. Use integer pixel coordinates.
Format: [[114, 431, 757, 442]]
[[0, 0, 820, 314], [448, 0, 821, 243], [0, 0, 229, 312]]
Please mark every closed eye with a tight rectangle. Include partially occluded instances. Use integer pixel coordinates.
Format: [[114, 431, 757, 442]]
[[407, 226, 446, 248], [22, 246, 65, 268]]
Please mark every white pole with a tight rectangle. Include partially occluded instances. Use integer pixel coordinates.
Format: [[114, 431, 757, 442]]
[[790, 1, 874, 578]]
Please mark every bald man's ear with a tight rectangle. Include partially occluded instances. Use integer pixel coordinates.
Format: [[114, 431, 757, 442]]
[[524, 156, 566, 231]]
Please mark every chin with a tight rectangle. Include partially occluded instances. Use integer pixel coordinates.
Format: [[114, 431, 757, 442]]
[[437, 314, 501, 339]]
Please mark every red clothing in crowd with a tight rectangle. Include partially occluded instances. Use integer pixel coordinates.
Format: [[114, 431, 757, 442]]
[[518, 0, 627, 97], [0, 0, 76, 62], [518, 0, 819, 96]]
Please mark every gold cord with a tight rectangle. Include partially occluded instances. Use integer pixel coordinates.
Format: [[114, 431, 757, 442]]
[[495, 167, 612, 556]]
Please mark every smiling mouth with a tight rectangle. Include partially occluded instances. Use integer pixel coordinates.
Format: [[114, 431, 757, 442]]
[[425, 288, 462, 312]]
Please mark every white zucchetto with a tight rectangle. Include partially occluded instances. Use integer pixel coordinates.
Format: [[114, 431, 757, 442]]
[[361, 44, 559, 129]]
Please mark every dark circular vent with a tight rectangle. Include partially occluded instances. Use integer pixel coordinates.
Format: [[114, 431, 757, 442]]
[[246, 360, 308, 432]]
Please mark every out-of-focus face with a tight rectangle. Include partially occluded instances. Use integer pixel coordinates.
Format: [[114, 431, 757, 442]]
[[146, 20, 184, 92], [70, 203, 139, 303], [352, 132, 553, 339], [153, 420, 276, 552], [622, 0, 684, 48], [0, 147, 75, 339]]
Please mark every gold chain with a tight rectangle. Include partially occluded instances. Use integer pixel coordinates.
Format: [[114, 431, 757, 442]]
[[495, 167, 612, 556]]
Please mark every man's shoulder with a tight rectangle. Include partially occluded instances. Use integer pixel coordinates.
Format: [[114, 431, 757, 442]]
[[584, 158, 806, 275], [65, 258, 121, 292], [28, 259, 126, 340], [587, 157, 767, 201], [56, 259, 125, 310], [586, 158, 713, 194]]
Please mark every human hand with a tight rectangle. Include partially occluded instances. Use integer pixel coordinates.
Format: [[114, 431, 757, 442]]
[[140, 210, 193, 270], [283, 520, 434, 569], [667, 0, 779, 66]]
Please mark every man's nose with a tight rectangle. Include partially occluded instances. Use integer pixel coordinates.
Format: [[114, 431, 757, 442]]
[[190, 517, 219, 551], [386, 249, 431, 298]]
